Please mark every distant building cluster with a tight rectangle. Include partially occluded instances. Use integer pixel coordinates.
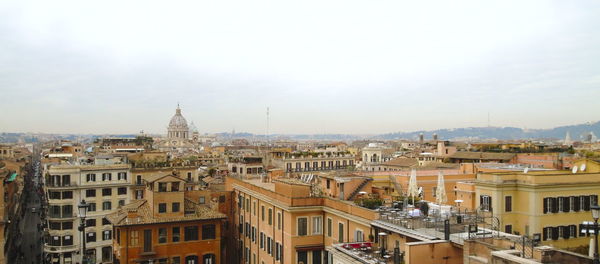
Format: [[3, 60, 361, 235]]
[[1, 106, 600, 264]]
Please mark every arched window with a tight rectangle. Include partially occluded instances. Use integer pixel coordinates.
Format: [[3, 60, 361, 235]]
[[203, 254, 216, 264], [185, 255, 198, 264]]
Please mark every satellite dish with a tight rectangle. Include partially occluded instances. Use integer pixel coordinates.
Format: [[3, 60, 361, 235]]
[[581, 164, 587, 172], [523, 168, 529, 174], [572, 166, 578, 174]]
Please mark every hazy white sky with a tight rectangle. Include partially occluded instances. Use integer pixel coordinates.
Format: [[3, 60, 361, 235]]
[[1, 0, 599, 134]]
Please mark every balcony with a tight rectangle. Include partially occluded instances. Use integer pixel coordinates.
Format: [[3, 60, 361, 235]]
[[46, 182, 78, 189], [331, 242, 400, 264], [43, 243, 78, 253], [48, 213, 76, 220]]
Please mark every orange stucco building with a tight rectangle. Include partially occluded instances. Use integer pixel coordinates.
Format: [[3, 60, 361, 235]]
[[108, 174, 226, 264]]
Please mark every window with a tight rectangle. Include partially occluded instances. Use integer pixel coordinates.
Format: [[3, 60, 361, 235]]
[[297, 251, 307, 264], [173, 202, 180, 212], [312, 250, 322, 264], [338, 223, 344, 242], [277, 212, 282, 230], [159, 203, 167, 213], [63, 221, 73, 229], [260, 232, 264, 249], [62, 235, 73, 246], [102, 246, 113, 262], [103, 230, 112, 240], [102, 188, 112, 196], [297, 217, 308, 236], [312, 216, 322, 235], [158, 182, 167, 192], [103, 217, 110, 225], [199, 196, 205, 204], [136, 190, 144, 200], [261, 206, 265, 221], [86, 174, 96, 182], [563, 196, 571, 212], [173, 227, 180, 242], [251, 226, 256, 242], [87, 231, 97, 242], [102, 173, 112, 181], [558, 197, 564, 212], [327, 218, 332, 237], [118, 172, 127, 180], [102, 201, 112, 210], [354, 230, 363, 242], [86, 189, 96, 197], [49, 192, 61, 199], [118, 200, 125, 207], [268, 208, 273, 225], [203, 254, 216, 264], [480, 195, 492, 211], [184, 226, 199, 241], [62, 191, 73, 199], [326, 180, 330, 189], [202, 224, 216, 240], [505, 196, 512, 212], [158, 228, 167, 243], [62, 205, 73, 217], [49, 222, 61, 230], [267, 237, 272, 255], [275, 242, 281, 261], [505, 225, 513, 234], [117, 187, 127, 195], [130, 231, 139, 246], [88, 202, 96, 212], [171, 182, 179, 192], [86, 219, 96, 227], [172, 257, 181, 264]]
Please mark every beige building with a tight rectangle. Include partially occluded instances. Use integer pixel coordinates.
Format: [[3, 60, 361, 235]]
[[272, 153, 355, 173], [44, 163, 132, 264], [475, 169, 600, 251]]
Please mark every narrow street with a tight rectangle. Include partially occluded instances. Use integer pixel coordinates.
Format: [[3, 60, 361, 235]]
[[13, 145, 44, 264]]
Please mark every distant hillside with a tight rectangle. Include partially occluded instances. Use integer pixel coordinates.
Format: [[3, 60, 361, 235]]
[[377, 121, 600, 141]]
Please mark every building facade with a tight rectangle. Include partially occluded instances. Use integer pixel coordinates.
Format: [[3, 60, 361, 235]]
[[44, 163, 132, 264]]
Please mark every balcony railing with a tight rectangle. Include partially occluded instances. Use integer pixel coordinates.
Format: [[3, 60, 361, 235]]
[[43, 243, 78, 253]]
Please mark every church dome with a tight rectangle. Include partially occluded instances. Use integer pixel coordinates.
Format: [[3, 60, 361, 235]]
[[169, 107, 189, 129], [189, 121, 199, 133]]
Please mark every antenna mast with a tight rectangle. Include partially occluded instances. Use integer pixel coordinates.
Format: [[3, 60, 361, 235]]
[[266, 107, 270, 147]]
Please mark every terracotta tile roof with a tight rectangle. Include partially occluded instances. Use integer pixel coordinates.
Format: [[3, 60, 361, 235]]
[[106, 198, 226, 227], [381, 158, 419, 167], [448, 151, 515, 161]]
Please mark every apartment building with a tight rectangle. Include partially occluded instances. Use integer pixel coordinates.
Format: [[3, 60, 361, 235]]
[[272, 152, 355, 173], [108, 174, 226, 264], [44, 163, 132, 264], [226, 175, 377, 264], [475, 169, 600, 250]]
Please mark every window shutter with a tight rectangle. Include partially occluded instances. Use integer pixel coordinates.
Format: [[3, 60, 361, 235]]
[[552, 227, 559, 240], [592, 195, 598, 206], [552, 198, 558, 213], [584, 196, 591, 211], [543, 198, 548, 214], [574, 196, 581, 212], [480, 196, 484, 210], [563, 196, 570, 212], [542, 227, 547, 241], [563, 226, 570, 239]]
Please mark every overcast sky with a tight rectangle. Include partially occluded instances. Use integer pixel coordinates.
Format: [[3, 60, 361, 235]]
[[1, 0, 599, 135]]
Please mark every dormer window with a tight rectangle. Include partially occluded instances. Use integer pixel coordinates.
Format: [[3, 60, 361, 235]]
[[171, 182, 180, 192], [158, 183, 167, 192]]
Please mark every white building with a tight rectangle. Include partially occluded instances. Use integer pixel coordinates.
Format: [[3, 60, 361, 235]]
[[44, 162, 132, 264]]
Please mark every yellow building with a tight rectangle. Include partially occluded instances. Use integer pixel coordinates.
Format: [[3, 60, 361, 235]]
[[476, 169, 600, 250]]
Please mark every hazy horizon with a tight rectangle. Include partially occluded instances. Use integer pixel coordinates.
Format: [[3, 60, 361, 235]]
[[2, 1, 600, 134]]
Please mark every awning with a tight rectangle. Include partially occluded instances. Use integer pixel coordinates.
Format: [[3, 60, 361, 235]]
[[7, 173, 17, 182], [295, 244, 324, 251]]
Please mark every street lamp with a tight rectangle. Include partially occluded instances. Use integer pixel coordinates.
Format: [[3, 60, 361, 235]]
[[592, 205, 600, 264], [78, 200, 90, 264]]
